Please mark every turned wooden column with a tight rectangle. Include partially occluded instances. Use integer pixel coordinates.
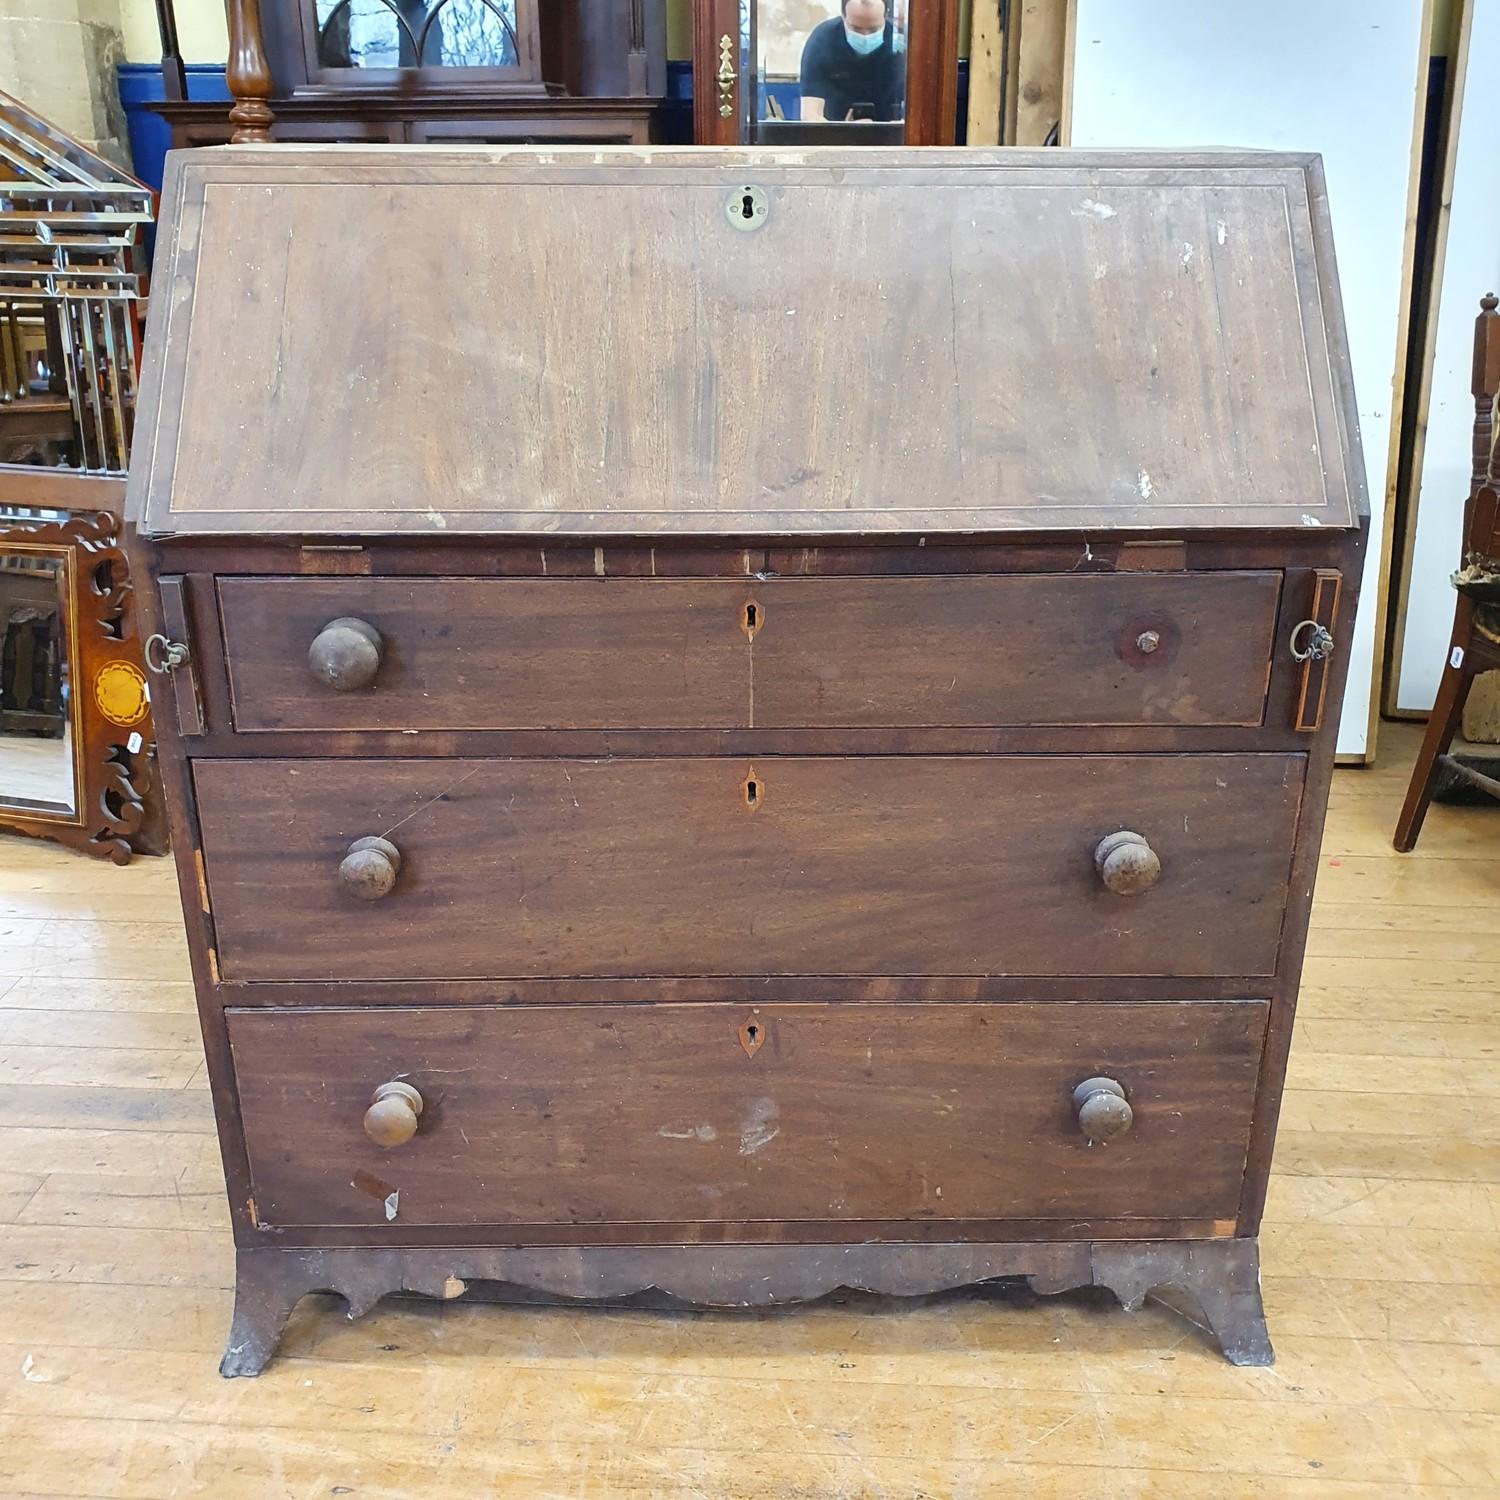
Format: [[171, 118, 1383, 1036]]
[[1470, 294, 1499, 498], [226, 0, 275, 143]]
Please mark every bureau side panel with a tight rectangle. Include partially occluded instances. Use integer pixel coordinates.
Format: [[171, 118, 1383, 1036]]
[[1237, 527, 1370, 1232]]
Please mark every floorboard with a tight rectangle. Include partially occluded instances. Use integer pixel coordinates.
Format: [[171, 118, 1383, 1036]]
[[0, 722, 1496, 1496]]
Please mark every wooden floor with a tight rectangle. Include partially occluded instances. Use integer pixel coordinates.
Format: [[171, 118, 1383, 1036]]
[[0, 728, 74, 811], [0, 722, 1497, 1498]]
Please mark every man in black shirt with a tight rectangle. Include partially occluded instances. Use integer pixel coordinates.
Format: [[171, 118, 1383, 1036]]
[[799, 0, 906, 122]]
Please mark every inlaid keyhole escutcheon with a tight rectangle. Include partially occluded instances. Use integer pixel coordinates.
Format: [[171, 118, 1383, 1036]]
[[739, 1015, 766, 1058], [741, 598, 762, 640], [742, 767, 763, 810]]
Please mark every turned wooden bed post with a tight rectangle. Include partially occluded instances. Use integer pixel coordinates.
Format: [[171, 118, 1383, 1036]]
[[226, 0, 275, 143]]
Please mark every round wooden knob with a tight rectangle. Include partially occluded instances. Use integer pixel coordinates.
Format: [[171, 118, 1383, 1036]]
[[308, 616, 382, 691], [1074, 1076, 1133, 1143], [1094, 830, 1161, 895], [363, 1081, 423, 1147], [339, 836, 401, 900]]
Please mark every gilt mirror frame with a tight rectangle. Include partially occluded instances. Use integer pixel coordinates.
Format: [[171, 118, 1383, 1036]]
[[0, 507, 153, 862], [692, 0, 961, 146]]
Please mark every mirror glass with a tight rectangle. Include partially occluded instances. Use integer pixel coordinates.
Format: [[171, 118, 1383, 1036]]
[[314, 0, 520, 70], [747, 0, 908, 143], [1, 297, 139, 474], [0, 544, 75, 817]]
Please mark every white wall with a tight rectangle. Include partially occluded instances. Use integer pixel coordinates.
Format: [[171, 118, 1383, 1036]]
[[118, 0, 226, 63], [1393, 1, 1500, 713], [1069, 1, 1430, 759]]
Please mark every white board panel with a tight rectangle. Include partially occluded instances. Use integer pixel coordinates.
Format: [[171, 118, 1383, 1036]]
[[1069, 1, 1428, 758], [1394, 3, 1500, 713]]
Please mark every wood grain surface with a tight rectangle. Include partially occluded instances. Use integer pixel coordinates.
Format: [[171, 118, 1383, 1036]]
[[193, 753, 1304, 982], [128, 148, 1361, 537], [220, 576, 753, 730], [217, 571, 1282, 731], [226, 1000, 1267, 1229]]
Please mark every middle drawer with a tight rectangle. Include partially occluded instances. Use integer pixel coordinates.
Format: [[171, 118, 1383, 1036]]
[[195, 754, 1303, 982]]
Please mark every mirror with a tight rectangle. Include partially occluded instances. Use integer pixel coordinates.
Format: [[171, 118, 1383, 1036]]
[[747, 0, 909, 143], [0, 543, 75, 817], [0, 506, 159, 862]]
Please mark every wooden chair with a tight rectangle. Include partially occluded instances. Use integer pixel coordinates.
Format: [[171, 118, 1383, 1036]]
[[1394, 293, 1500, 850]]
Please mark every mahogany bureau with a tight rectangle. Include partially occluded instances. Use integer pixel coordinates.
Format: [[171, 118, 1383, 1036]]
[[126, 146, 1367, 1376]]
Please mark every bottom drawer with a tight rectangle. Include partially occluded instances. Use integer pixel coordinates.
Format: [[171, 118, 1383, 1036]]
[[227, 1001, 1267, 1232]]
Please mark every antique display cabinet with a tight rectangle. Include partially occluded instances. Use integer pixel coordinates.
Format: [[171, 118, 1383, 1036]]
[[152, 0, 667, 148], [127, 147, 1366, 1375]]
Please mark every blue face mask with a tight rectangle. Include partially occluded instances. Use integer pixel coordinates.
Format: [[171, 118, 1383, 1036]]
[[844, 25, 884, 54]]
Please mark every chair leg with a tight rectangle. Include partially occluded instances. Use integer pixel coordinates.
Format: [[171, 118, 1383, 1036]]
[[1394, 601, 1475, 852]]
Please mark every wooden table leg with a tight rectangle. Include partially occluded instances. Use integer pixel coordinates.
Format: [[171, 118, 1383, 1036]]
[[1394, 597, 1475, 852]]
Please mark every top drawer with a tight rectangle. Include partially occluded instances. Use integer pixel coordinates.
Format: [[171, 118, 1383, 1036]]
[[218, 572, 1282, 733]]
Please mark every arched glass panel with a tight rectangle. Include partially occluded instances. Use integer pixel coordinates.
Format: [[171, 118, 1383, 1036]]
[[315, 0, 519, 70]]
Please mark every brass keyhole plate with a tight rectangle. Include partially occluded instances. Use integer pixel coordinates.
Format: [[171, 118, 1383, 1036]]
[[726, 185, 769, 232]]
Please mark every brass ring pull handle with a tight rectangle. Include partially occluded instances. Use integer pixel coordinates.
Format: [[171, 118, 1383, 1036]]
[[363, 1081, 423, 1147], [308, 616, 383, 691], [339, 836, 402, 900], [1093, 830, 1161, 895], [1290, 619, 1335, 663], [144, 633, 191, 674], [1073, 1076, 1133, 1143]]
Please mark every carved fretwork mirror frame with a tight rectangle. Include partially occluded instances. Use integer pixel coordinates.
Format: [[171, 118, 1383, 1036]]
[[692, 0, 961, 145], [0, 507, 157, 862]]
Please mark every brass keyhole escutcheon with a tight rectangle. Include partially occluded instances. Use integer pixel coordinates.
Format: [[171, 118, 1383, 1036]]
[[741, 597, 762, 641], [726, 185, 769, 232], [739, 1015, 766, 1058], [742, 767, 763, 810]]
